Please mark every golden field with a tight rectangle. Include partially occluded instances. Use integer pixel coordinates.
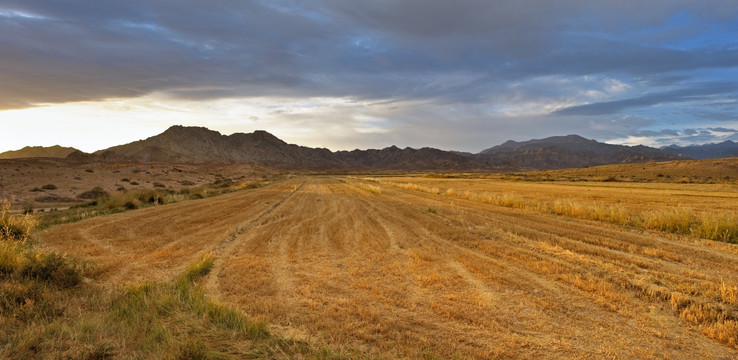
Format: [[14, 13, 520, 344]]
[[27, 174, 738, 359]]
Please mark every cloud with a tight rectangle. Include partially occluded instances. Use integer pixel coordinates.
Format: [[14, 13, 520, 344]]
[[607, 127, 738, 147], [0, 0, 736, 152], [553, 83, 738, 116], [1, 0, 736, 109]]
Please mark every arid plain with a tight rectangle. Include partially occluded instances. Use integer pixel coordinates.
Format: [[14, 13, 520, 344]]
[[33, 171, 738, 359]]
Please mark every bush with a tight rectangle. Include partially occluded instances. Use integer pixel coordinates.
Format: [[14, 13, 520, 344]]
[[0, 242, 23, 276], [20, 252, 82, 288], [77, 187, 110, 200], [41, 184, 57, 190], [1, 199, 37, 242]]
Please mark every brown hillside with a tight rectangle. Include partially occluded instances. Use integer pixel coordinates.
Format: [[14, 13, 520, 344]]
[[96, 125, 497, 170], [0, 145, 78, 159], [515, 157, 738, 183]]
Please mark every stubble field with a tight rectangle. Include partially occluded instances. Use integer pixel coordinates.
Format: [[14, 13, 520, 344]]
[[38, 176, 738, 359]]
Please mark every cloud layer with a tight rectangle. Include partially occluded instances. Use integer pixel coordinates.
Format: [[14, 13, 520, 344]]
[[1, 0, 737, 151]]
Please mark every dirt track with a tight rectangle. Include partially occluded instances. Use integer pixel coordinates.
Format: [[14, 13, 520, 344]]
[[39, 177, 738, 359]]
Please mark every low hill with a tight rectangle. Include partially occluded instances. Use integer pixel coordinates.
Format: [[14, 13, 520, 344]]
[[475, 135, 683, 170], [0, 145, 79, 159], [510, 157, 738, 183]]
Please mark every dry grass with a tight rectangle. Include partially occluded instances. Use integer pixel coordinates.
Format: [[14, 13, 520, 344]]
[[0, 199, 37, 242], [34, 177, 738, 358], [1, 209, 345, 360], [375, 176, 738, 243]]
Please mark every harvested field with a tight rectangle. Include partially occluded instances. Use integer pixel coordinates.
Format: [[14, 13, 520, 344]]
[[38, 177, 738, 359]]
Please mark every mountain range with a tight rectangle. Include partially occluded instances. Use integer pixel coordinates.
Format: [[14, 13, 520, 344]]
[[661, 141, 738, 160], [471, 135, 682, 170], [3, 125, 735, 170]]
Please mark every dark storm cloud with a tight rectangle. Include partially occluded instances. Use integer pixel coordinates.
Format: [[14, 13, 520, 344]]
[[1, 0, 737, 150], [1, 0, 737, 109]]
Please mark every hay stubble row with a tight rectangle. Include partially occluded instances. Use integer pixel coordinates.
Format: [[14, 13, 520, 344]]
[[39, 177, 738, 359]]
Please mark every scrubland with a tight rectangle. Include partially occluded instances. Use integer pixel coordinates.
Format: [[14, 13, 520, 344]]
[[27, 174, 738, 359]]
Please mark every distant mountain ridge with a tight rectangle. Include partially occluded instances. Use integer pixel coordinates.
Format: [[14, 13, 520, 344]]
[[6, 126, 734, 170], [474, 135, 683, 170], [661, 140, 738, 160], [0, 145, 78, 159]]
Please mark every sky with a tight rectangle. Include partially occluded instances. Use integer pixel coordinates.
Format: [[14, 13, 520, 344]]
[[1, 0, 737, 153]]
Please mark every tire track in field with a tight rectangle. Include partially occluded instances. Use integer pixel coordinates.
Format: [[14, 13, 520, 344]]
[[381, 184, 738, 297], [204, 179, 305, 297], [373, 182, 738, 355], [38, 180, 302, 285], [214, 177, 735, 358], [40, 176, 738, 358]]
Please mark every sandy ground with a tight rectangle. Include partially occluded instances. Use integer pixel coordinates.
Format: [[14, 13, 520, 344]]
[[38, 177, 738, 359], [0, 158, 281, 209]]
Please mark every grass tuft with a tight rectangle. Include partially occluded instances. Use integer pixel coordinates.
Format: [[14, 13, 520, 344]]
[[1, 198, 37, 242], [182, 253, 214, 282]]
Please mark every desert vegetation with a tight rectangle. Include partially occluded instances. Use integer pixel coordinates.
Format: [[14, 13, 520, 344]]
[[35, 178, 278, 228]]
